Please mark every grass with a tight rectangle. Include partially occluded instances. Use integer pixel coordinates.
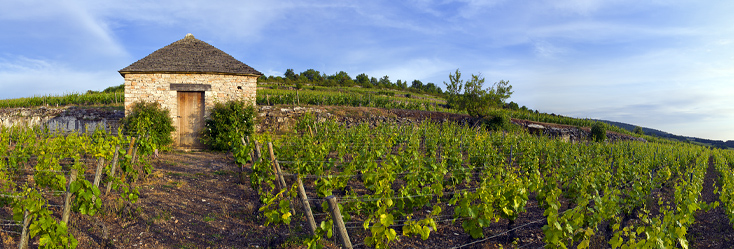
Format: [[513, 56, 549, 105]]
[[203, 213, 217, 222]]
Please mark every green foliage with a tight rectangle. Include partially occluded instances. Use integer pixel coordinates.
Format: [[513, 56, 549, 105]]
[[102, 84, 125, 93], [444, 69, 464, 109], [443, 69, 513, 117], [0, 126, 147, 249], [284, 68, 297, 80], [244, 117, 720, 248], [13, 188, 79, 249], [201, 100, 256, 151], [258, 190, 292, 225], [482, 111, 513, 131], [591, 122, 607, 142], [120, 101, 175, 154], [70, 179, 102, 216], [0, 91, 124, 108], [634, 126, 644, 135]]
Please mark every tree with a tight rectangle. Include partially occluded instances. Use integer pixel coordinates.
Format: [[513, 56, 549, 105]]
[[330, 71, 354, 86], [462, 73, 489, 117], [411, 80, 424, 90], [424, 83, 441, 94], [487, 80, 513, 107], [378, 75, 391, 88], [356, 73, 370, 87], [370, 77, 379, 87], [444, 69, 513, 117], [634, 126, 644, 135], [506, 101, 519, 110], [444, 69, 463, 109], [298, 75, 308, 84], [591, 122, 607, 142], [301, 69, 323, 82], [284, 69, 297, 81], [396, 79, 407, 89]]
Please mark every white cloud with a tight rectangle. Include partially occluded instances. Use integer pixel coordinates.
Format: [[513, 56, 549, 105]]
[[0, 0, 127, 58], [0, 56, 120, 99]]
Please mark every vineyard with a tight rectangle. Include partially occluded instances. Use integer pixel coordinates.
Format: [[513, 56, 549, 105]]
[[246, 115, 734, 248], [255, 86, 638, 138], [1, 104, 734, 248], [0, 92, 124, 109], [0, 126, 148, 248]]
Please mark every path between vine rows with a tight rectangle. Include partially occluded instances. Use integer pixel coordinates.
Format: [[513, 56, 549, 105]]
[[688, 156, 734, 248], [1, 151, 732, 248]]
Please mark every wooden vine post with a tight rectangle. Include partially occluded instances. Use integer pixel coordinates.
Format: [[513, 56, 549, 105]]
[[267, 142, 296, 215], [93, 157, 105, 188], [18, 208, 29, 249], [326, 196, 352, 249], [106, 145, 120, 195], [254, 140, 263, 163], [62, 169, 79, 224], [267, 142, 287, 190], [295, 174, 317, 235], [127, 137, 136, 156]]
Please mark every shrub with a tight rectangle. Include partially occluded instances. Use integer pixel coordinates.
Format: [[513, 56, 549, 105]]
[[201, 100, 256, 151], [120, 101, 176, 154], [483, 111, 512, 131], [102, 84, 125, 93], [591, 122, 606, 142]]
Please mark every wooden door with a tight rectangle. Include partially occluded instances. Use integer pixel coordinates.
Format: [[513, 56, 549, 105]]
[[177, 91, 205, 148]]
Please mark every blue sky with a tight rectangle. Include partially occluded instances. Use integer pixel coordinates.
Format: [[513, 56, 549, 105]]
[[1, 0, 733, 141]]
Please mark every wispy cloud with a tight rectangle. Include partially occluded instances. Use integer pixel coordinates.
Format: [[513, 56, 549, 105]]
[[0, 55, 120, 98]]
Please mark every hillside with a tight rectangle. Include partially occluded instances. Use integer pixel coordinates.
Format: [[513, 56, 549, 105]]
[[2, 82, 725, 148], [598, 119, 733, 149]]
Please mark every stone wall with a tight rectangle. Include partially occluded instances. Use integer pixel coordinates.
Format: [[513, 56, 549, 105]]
[[0, 107, 123, 134], [257, 106, 647, 143], [123, 72, 257, 132]]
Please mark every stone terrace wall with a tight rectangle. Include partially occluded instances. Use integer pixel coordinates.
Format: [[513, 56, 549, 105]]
[[0, 107, 123, 134], [257, 106, 647, 143], [124, 72, 257, 131]]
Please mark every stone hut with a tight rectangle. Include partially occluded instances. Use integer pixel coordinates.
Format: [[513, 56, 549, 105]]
[[119, 33, 261, 149]]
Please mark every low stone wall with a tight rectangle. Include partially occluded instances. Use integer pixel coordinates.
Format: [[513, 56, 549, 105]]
[[0, 107, 123, 134], [256, 106, 646, 143], [0, 105, 646, 143]]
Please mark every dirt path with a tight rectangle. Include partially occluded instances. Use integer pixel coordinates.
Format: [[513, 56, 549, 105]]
[[1, 151, 314, 249], [688, 156, 734, 248]]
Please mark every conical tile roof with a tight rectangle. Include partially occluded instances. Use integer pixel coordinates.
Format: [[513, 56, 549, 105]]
[[119, 34, 261, 76]]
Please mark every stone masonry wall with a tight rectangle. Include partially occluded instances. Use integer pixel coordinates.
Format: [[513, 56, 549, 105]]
[[123, 73, 257, 132], [0, 107, 123, 135]]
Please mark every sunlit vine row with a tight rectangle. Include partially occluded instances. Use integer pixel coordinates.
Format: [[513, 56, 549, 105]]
[[0, 125, 146, 248], [245, 114, 713, 249]]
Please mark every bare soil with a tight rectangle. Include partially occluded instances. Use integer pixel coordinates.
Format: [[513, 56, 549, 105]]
[[2, 151, 731, 248]]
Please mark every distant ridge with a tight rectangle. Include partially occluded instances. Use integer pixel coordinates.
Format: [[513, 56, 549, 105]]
[[596, 119, 733, 149]]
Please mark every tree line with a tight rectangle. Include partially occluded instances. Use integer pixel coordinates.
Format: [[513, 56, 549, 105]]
[[257, 69, 443, 95], [258, 68, 537, 115]]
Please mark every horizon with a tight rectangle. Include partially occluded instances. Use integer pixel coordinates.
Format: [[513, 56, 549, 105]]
[[1, 1, 732, 141]]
